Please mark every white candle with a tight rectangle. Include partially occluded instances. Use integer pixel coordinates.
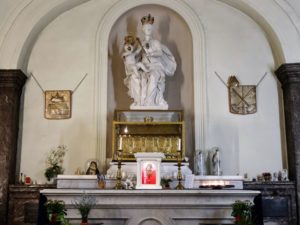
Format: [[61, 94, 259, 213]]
[[177, 138, 181, 151], [119, 136, 123, 150]]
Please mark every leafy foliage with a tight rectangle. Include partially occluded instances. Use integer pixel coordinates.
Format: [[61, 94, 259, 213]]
[[44, 145, 67, 181], [74, 194, 96, 222], [231, 200, 254, 225], [44, 200, 67, 222]]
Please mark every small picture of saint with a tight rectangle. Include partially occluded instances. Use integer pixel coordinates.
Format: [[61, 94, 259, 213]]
[[142, 162, 156, 184], [86, 160, 100, 175]]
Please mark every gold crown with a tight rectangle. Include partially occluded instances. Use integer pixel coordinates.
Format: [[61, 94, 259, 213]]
[[141, 14, 154, 25], [124, 34, 136, 45]]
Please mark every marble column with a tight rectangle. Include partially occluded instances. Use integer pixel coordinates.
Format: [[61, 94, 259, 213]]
[[275, 63, 300, 222], [0, 70, 27, 225]]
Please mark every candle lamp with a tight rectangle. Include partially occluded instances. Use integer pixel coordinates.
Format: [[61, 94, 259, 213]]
[[175, 148, 184, 190], [114, 149, 125, 189]]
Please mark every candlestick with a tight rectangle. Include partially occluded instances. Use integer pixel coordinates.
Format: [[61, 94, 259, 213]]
[[175, 149, 184, 190], [114, 149, 124, 189]]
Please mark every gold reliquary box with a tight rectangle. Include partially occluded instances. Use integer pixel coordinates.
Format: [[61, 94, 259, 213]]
[[112, 110, 185, 162]]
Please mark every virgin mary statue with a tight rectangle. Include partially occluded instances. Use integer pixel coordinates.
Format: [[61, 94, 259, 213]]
[[122, 14, 177, 109]]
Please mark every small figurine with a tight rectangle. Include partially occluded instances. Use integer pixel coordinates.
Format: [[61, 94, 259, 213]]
[[97, 174, 105, 189], [124, 175, 135, 189], [195, 150, 206, 176], [75, 167, 84, 175], [282, 169, 289, 181], [212, 148, 221, 176]]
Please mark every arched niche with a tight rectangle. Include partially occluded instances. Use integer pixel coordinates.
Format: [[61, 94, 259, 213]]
[[106, 5, 194, 160], [94, 0, 206, 168]]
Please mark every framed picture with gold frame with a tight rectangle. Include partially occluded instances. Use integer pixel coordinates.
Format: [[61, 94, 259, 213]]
[[44, 90, 72, 119]]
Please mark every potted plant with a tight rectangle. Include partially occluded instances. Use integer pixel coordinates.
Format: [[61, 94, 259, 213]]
[[44, 145, 68, 182], [231, 200, 254, 225], [74, 194, 96, 225], [44, 200, 67, 224]]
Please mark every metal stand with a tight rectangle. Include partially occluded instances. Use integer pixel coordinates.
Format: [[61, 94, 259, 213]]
[[114, 149, 124, 189], [176, 150, 184, 190]]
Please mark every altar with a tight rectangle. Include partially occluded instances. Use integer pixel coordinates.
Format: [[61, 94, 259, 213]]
[[31, 12, 261, 225], [41, 188, 259, 225]]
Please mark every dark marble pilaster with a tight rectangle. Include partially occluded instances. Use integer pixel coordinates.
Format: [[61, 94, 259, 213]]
[[8, 185, 53, 225], [276, 63, 300, 224], [0, 70, 27, 225]]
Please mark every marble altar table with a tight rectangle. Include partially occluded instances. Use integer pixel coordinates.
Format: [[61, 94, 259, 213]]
[[40, 189, 259, 225]]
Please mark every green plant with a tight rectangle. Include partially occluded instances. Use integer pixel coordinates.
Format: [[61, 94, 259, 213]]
[[45, 200, 67, 222], [231, 200, 254, 225], [74, 194, 96, 223], [61, 218, 74, 225], [45, 145, 68, 181]]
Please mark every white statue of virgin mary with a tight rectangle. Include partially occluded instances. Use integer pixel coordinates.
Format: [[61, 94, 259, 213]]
[[122, 14, 177, 110]]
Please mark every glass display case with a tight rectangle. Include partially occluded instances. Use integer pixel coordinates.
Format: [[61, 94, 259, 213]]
[[112, 110, 185, 162]]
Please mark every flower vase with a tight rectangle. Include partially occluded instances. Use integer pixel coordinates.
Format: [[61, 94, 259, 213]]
[[47, 176, 57, 185], [81, 218, 88, 225], [234, 214, 251, 225], [49, 213, 61, 225]]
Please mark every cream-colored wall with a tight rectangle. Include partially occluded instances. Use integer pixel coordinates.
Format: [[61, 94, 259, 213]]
[[0, 0, 297, 182], [21, 0, 118, 181]]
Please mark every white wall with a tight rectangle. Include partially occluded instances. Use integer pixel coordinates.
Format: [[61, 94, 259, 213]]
[[0, 0, 291, 182], [20, 0, 117, 181], [192, 0, 283, 177]]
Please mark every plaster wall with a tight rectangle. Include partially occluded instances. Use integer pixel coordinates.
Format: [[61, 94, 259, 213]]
[[0, 0, 291, 181]]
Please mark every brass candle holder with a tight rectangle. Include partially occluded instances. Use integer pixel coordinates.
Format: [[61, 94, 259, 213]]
[[114, 149, 125, 189], [175, 149, 184, 190]]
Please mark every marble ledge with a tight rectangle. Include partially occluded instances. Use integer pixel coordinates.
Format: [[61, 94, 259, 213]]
[[41, 188, 259, 196]]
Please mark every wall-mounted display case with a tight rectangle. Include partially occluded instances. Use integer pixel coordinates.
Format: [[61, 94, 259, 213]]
[[112, 110, 185, 162]]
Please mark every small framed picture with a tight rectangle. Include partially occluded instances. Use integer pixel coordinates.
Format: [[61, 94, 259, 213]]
[[135, 152, 165, 189], [44, 90, 72, 119], [142, 161, 157, 185]]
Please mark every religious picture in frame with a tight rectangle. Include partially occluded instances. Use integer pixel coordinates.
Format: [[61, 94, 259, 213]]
[[44, 90, 72, 119], [142, 162, 157, 185], [135, 152, 164, 189]]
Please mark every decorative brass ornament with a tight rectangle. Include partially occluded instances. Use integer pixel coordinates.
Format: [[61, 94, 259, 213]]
[[44, 90, 72, 119], [228, 76, 257, 115], [30, 72, 88, 120]]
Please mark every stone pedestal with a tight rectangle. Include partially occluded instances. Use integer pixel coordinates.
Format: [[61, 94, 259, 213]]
[[0, 70, 27, 225]]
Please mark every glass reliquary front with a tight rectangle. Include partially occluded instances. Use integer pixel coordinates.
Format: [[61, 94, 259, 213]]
[[112, 110, 185, 162]]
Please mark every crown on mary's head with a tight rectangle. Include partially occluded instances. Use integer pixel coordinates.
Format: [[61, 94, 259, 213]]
[[141, 14, 154, 25]]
